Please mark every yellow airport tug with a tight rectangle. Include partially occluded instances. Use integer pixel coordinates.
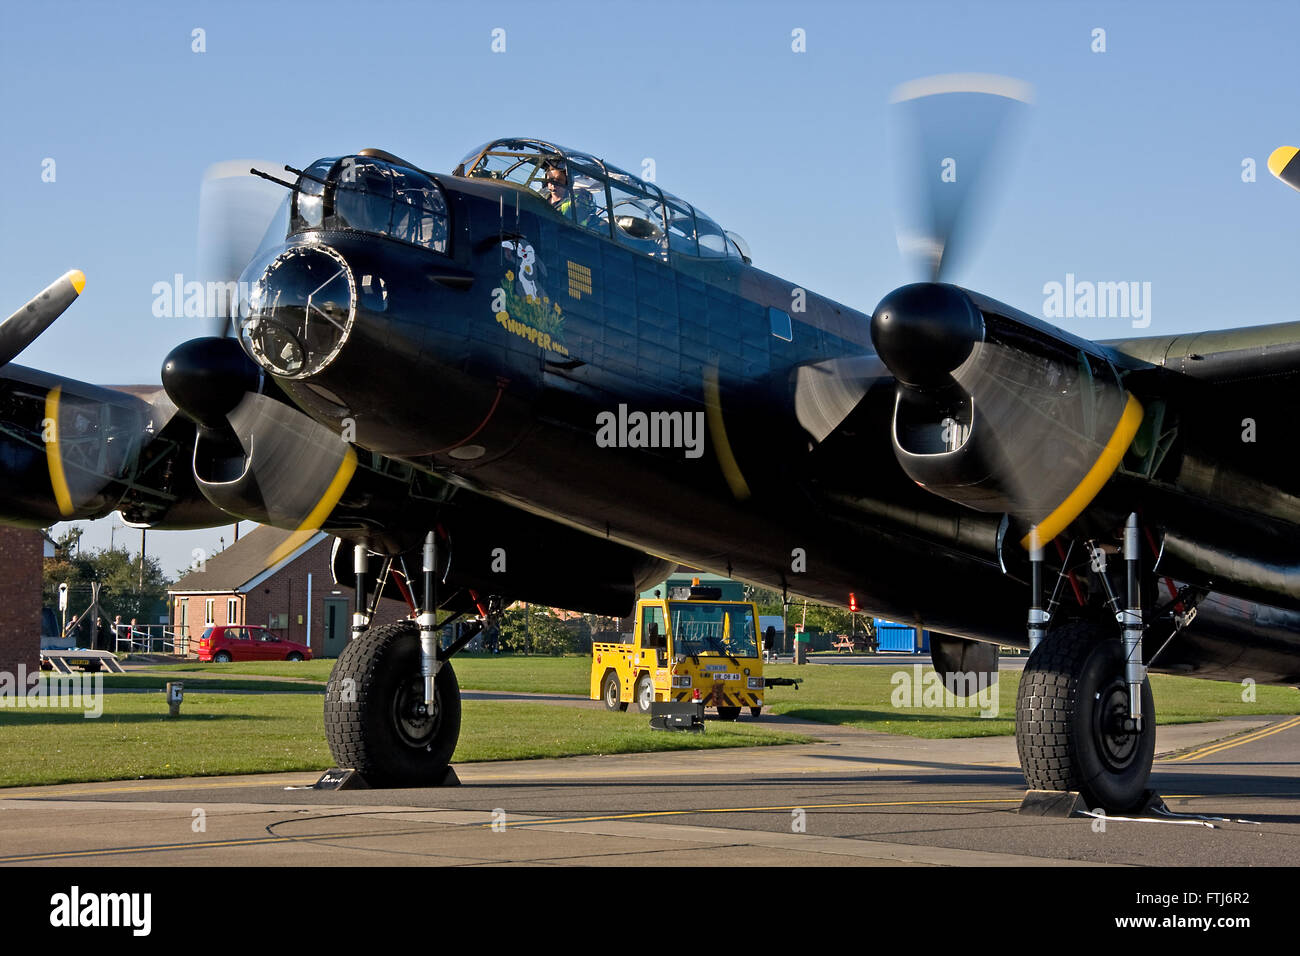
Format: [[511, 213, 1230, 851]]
[[590, 580, 799, 723]]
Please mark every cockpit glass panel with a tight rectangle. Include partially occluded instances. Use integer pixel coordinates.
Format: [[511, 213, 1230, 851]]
[[608, 179, 667, 258], [287, 155, 449, 255], [696, 211, 728, 258], [457, 140, 743, 261], [292, 157, 334, 231], [332, 156, 394, 235], [562, 157, 612, 236], [391, 167, 450, 250], [662, 195, 698, 255], [455, 142, 492, 175], [466, 141, 562, 198]]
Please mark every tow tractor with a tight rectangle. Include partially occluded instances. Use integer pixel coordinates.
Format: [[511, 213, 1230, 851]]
[[590, 581, 801, 720]]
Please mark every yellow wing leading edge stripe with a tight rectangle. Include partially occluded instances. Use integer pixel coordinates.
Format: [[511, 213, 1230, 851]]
[[266, 446, 359, 567], [1021, 393, 1144, 550], [43, 385, 74, 517]]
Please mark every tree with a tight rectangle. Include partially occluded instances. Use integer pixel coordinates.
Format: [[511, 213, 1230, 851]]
[[497, 604, 579, 655], [43, 526, 173, 625]]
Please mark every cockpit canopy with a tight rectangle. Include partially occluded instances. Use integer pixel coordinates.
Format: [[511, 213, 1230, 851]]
[[288, 154, 450, 254], [455, 138, 750, 263]]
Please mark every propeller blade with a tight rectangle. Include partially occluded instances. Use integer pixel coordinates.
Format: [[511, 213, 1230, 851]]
[[891, 74, 1032, 282], [1269, 146, 1300, 194], [0, 270, 86, 367], [792, 355, 890, 443], [224, 392, 357, 563], [196, 160, 290, 337]]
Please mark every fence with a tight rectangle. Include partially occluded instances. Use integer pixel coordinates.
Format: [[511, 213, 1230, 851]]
[[112, 625, 188, 657]]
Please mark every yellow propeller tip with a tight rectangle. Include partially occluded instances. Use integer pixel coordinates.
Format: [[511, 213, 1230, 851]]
[[68, 270, 86, 295], [1267, 146, 1298, 179]]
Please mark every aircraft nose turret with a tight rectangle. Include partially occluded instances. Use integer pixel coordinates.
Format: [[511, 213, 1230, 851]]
[[240, 244, 358, 379], [870, 283, 984, 389]]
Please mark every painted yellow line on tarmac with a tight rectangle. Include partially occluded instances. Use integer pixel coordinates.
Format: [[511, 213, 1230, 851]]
[[489, 796, 1025, 829], [1163, 715, 1300, 763], [0, 777, 320, 799], [0, 824, 459, 864]]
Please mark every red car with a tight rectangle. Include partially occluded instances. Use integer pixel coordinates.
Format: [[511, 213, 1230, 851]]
[[195, 625, 312, 663]]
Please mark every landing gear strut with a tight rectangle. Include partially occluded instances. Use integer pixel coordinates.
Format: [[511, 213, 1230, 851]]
[[1015, 513, 1155, 811], [323, 531, 489, 787], [325, 619, 462, 786]]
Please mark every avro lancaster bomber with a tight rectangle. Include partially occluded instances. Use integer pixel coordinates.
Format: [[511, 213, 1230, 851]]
[[5, 79, 1300, 809]]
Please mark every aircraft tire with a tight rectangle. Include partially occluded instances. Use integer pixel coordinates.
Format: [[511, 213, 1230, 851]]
[[1016, 619, 1155, 812], [325, 620, 461, 786]]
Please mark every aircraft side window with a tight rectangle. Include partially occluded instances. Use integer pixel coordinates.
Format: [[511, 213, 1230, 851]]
[[609, 181, 667, 258], [563, 160, 613, 237], [391, 173, 450, 253], [769, 306, 793, 342], [695, 212, 728, 258], [663, 197, 698, 255], [332, 156, 396, 235]]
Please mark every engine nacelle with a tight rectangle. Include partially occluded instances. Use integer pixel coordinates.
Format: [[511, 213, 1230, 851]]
[[872, 284, 1143, 546]]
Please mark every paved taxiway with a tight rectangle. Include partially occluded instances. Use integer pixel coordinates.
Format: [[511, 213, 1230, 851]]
[[0, 706, 1297, 866]]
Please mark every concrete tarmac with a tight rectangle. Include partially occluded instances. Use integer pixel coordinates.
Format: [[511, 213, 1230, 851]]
[[1, 710, 1297, 867]]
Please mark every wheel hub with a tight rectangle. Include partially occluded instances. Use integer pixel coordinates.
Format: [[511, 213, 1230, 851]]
[[392, 675, 441, 748], [1094, 679, 1140, 770]]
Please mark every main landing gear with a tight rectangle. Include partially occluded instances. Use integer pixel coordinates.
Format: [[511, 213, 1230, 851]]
[[1015, 514, 1159, 812], [324, 533, 491, 787]]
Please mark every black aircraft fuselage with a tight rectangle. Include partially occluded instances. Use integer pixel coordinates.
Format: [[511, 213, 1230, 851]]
[[213, 141, 1300, 685], [236, 145, 1031, 649]]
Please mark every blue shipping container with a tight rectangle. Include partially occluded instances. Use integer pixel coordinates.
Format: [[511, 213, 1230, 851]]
[[873, 619, 931, 654]]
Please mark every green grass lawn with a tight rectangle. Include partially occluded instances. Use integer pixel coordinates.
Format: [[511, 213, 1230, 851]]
[[758, 662, 1300, 738], [139, 655, 1299, 741], [40, 674, 324, 694], [143, 654, 593, 694], [0, 694, 811, 787], [7, 653, 1295, 788]]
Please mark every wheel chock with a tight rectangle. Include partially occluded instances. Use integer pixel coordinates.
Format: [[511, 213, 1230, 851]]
[[307, 766, 461, 790], [1018, 789, 1086, 816], [310, 768, 371, 790], [1136, 790, 1168, 814]]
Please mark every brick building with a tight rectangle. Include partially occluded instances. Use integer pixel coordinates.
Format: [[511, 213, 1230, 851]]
[[169, 526, 409, 658], [0, 527, 44, 674]]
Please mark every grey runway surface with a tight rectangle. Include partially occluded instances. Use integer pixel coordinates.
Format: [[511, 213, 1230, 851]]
[[1, 710, 1297, 867]]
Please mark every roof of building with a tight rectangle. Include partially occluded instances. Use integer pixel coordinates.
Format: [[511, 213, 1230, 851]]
[[169, 526, 328, 594]]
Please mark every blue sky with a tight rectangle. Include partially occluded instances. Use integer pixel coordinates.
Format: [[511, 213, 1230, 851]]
[[3, 0, 1297, 577]]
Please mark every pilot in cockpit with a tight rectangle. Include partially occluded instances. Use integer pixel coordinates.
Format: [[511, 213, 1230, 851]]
[[545, 163, 600, 229]]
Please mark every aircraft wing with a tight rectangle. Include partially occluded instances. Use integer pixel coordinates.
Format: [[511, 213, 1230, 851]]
[[1104, 321, 1300, 383]]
